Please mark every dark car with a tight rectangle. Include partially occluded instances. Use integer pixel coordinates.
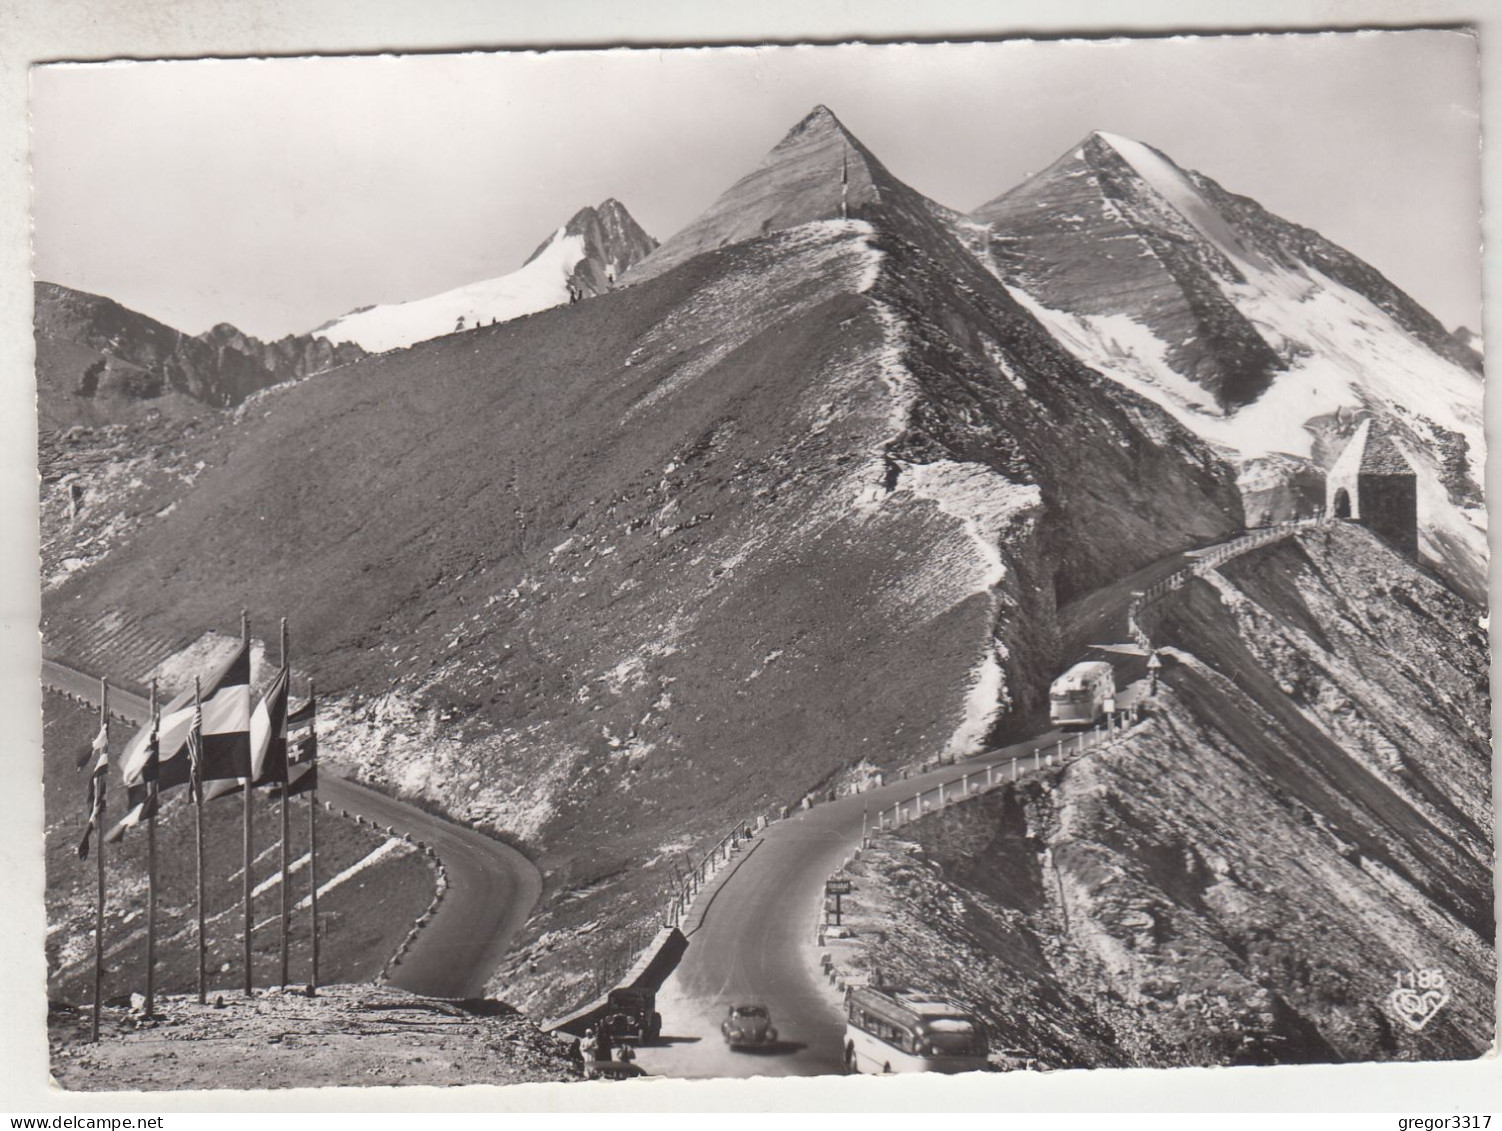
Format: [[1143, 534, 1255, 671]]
[[721, 1003, 778, 1050], [600, 987, 662, 1044]]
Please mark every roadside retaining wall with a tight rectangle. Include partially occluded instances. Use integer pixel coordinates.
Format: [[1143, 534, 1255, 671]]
[[543, 926, 689, 1037]]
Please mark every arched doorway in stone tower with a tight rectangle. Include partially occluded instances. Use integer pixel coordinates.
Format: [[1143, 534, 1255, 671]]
[[1333, 487, 1352, 519]]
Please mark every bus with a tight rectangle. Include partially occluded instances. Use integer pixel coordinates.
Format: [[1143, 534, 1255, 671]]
[[843, 986, 989, 1074], [1049, 660, 1115, 727]]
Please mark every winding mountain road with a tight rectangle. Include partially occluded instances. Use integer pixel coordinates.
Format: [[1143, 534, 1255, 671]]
[[632, 731, 1070, 1078], [41, 658, 541, 999], [633, 535, 1227, 1078]]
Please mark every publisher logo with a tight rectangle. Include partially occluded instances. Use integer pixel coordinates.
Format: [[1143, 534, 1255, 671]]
[[1389, 968, 1450, 1032]]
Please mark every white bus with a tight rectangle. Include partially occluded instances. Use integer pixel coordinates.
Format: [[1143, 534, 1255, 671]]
[[843, 986, 989, 1074], [1049, 660, 1115, 727]]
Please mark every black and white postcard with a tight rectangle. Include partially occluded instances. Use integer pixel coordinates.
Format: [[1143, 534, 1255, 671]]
[[12, 15, 1495, 1109]]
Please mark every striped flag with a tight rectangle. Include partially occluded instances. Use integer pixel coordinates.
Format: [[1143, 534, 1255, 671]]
[[286, 698, 315, 730], [202, 667, 290, 802], [199, 642, 252, 782], [251, 667, 290, 785], [105, 687, 193, 843], [76, 725, 109, 859], [107, 713, 161, 842]]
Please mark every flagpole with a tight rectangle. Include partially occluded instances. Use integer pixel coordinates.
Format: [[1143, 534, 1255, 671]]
[[308, 676, 319, 997], [242, 610, 253, 997], [92, 678, 107, 1043], [144, 678, 157, 1019], [193, 675, 206, 1005], [278, 616, 290, 990]]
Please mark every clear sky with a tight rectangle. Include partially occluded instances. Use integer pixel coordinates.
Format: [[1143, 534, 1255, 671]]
[[30, 29, 1481, 339]]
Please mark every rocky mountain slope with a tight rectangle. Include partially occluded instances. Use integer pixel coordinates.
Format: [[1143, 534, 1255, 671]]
[[966, 132, 1486, 602], [49, 984, 583, 1091], [312, 199, 657, 352], [836, 524, 1491, 1068], [35, 282, 366, 431]]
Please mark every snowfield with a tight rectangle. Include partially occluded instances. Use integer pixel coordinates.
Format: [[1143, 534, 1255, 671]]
[[314, 229, 587, 352]]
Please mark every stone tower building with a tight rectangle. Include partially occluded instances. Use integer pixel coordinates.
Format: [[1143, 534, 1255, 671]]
[[1325, 418, 1418, 556]]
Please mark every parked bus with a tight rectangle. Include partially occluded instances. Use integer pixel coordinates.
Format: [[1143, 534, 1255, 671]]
[[1049, 660, 1115, 727], [843, 986, 989, 1074]]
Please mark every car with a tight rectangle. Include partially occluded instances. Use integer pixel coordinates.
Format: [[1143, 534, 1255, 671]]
[[721, 1003, 778, 1050], [600, 987, 662, 1044]]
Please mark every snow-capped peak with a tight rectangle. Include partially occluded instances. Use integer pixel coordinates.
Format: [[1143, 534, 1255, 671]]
[[313, 200, 657, 354], [968, 130, 1487, 601]]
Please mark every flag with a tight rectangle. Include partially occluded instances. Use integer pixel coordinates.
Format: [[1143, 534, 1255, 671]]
[[250, 667, 291, 785], [187, 699, 204, 795], [201, 667, 290, 802], [199, 641, 252, 781], [272, 692, 317, 799], [75, 722, 107, 770], [274, 734, 318, 798], [286, 698, 315, 730], [76, 725, 108, 859], [107, 713, 162, 842], [105, 686, 193, 843], [121, 686, 193, 790]]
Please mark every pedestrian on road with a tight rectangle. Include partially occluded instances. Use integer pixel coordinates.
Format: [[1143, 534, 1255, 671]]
[[596, 1020, 615, 1062]]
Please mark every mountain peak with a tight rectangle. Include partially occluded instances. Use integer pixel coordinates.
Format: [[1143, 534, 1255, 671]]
[[625, 106, 900, 283], [779, 104, 865, 155], [791, 103, 844, 132], [1085, 129, 1133, 149]]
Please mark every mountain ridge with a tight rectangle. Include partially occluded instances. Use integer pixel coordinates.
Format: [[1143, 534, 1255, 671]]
[[34, 281, 366, 431]]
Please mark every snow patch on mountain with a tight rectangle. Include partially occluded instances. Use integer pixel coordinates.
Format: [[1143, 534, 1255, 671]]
[[1094, 132, 1263, 269], [901, 460, 1042, 591], [946, 646, 1006, 756], [315, 230, 587, 353], [1006, 255, 1487, 594], [316, 690, 586, 842], [899, 459, 1040, 755]]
